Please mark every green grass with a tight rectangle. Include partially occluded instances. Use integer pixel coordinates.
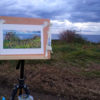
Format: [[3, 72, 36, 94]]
[[0, 40, 100, 77], [23, 40, 100, 67], [3, 37, 41, 48], [81, 70, 100, 78], [1, 40, 100, 67], [52, 40, 100, 66]]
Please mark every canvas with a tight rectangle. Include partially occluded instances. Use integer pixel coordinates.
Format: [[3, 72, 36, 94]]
[[3, 30, 41, 49]]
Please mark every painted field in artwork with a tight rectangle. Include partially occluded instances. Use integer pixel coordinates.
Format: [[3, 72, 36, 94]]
[[3, 30, 41, 49]]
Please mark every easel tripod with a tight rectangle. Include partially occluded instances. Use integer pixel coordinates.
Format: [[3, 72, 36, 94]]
[[10, 60, 30, 100]]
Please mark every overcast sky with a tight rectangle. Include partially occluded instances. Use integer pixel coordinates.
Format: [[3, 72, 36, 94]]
[[0, 0, 100, 34]]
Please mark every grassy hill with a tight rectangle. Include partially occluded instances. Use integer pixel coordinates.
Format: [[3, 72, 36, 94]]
[[52, 40, 100, 67], [0, 40, 100, 100]]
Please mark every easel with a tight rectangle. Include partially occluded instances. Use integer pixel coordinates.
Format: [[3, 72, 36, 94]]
[[10, 60, 30, 100]]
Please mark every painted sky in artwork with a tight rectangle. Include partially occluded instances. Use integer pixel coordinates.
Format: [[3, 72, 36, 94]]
[[3, 30, 41, 40]]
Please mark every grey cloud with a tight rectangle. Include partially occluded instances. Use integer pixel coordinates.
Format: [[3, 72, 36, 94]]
[[0, 0, 100, 22], [69, 0, 100, 22]]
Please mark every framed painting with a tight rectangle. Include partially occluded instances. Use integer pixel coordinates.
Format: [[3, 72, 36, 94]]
[[0, 16, 52, 60]]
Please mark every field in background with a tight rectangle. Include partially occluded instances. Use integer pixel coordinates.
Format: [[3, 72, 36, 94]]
[[52, 40, 100, 67], [0, 40, 100, 100]]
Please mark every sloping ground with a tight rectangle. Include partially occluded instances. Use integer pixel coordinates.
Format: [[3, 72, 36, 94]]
[[0, 62, 100, 100], [27, 64, 100, 100], [0, 41, 100, 100]]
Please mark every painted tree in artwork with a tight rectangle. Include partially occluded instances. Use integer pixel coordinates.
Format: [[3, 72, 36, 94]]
[[5, 32, 19, 41]]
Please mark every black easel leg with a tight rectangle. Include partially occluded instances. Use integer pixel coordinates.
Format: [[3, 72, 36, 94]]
[[23, 85, 30, 95], [20, 60, 25, 79], [10, 85, 19, 100], [11, 60, 30, 100]]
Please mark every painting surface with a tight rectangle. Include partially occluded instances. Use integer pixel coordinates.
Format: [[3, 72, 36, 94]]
[[3, 30, 41, 49]]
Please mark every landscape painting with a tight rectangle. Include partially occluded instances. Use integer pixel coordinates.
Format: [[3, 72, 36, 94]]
[[3, 30, 41, 49]]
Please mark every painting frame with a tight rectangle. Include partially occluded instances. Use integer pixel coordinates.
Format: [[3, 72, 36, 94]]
[[0, 24, 44, 55], [0, 16, 51, 60]]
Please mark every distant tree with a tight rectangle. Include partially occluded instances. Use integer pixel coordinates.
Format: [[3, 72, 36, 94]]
[[59, 30, 87, 43], [59, 30, 76, 43]]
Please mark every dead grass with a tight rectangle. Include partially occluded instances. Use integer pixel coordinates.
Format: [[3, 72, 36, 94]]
[[0, 41, 100, 100]]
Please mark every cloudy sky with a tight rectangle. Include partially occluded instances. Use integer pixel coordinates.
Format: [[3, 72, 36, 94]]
[[0, 0, 100, 34]]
